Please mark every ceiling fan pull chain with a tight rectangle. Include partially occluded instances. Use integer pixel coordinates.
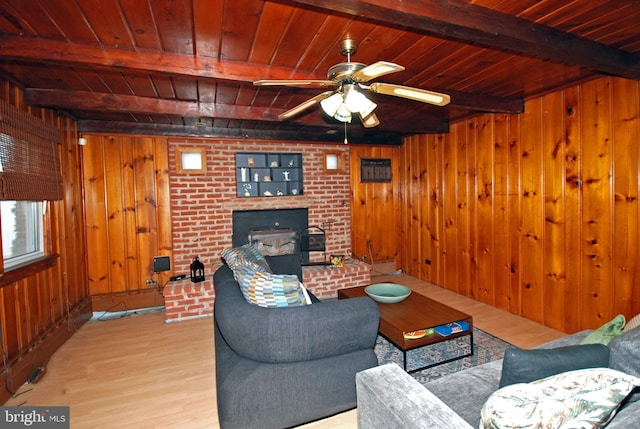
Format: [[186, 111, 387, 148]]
[[344, 121, 348, 144]]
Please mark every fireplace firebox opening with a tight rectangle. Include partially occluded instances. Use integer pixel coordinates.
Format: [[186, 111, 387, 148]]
[[231, 209, 329, 266]]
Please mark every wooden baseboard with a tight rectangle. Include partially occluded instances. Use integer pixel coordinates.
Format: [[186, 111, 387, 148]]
[[1, 298, 92, 404], [90, 289, 165, 312]]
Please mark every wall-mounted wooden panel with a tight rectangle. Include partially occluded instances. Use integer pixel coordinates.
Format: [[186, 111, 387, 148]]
[[0, 81, 91, 404], [82, 135, 172, 310], [399, 76, 640, 333], [349, 145, 400, 266]]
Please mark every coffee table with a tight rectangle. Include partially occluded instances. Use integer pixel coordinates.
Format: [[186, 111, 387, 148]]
[[338, 285, 474, 373]]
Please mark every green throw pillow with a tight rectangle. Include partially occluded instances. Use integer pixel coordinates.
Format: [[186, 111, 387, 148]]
[[581, 314, 626, 345]]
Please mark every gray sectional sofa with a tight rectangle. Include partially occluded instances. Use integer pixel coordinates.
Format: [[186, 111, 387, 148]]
[[357, 326, 640, 428], [213, 263, 380, 429]]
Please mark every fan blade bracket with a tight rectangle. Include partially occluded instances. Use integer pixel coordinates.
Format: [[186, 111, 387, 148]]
[[369, 83, 451, 106]]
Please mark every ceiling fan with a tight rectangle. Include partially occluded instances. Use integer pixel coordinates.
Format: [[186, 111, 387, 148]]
[[254, 39, 451, 128]]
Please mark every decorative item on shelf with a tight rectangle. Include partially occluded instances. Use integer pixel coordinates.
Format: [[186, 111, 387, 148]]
[[276, 190, 284, 196], [270, 161, 279, 167], [243, 183, 252, 197], [288, 159, 295, 167], [264, 190, 273, 196], [190, 256, 205, 283], [264, 176, 271, 182], [254, 172, 259, 182], [282, 171, 290, 181], [241, 167, 247, 182], [330, 254, 344, 267], [248, 157, 255, 167], [291, 189, 298, 195]]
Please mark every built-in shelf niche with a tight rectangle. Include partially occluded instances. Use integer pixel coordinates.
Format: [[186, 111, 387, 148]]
[[235, 152, 303, 197]]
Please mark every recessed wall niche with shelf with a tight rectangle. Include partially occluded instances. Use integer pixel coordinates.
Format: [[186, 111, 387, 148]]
[[235, 152, 303, 197]]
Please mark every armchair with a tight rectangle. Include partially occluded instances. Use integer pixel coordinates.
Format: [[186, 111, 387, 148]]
[[213, 264, 379, 429]]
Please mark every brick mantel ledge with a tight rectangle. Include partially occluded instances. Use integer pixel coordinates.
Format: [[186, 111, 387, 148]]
[[222, 195, 318, 211]]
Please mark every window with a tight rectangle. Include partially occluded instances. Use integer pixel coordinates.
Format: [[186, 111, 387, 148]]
[[175, 147, 207, 174], [324, 150, 346, 173], [1, 200, 44, 268]]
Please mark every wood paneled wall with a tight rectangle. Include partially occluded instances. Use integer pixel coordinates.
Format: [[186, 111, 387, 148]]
[[0, 81, 91, 404], [349, 145, 400, 264], [82, 134, 172, 311], [398, 76, 640, 333]]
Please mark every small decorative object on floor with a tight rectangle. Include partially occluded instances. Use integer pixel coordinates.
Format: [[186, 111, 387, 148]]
[[190, 256, 205, 283]]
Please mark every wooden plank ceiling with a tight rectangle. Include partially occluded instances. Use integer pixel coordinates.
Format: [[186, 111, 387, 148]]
[[0, 0, 638, 144]]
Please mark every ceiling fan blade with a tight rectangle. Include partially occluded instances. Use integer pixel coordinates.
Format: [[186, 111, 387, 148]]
[[369, 82, 451, 106], [352, 61, 405, 82], [254, 79, 337, 87], [278, 91, 335, 120], [358, 112, 380, 128]]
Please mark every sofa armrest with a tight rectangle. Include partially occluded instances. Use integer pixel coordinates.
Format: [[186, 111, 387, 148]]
[[214, 266, 380, 363], [356, 364, 473, 429]]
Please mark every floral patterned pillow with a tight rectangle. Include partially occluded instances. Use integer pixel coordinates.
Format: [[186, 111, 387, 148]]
[[481, 368, 640, 429]]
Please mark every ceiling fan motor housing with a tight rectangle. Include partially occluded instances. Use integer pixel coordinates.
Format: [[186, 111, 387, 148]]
[[327, 62, 366, 81]]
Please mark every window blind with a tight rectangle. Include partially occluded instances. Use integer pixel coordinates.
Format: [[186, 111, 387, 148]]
[[0, 100, 63, 201]]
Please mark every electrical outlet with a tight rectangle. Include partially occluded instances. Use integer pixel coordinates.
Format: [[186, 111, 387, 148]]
[[425, 259, 432, 265]]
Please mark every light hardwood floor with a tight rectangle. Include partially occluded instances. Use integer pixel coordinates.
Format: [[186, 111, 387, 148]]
[[4, 273, 566, 428]]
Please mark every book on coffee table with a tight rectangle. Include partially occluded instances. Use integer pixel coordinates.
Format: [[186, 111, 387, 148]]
[[434, 321, 470, 336]]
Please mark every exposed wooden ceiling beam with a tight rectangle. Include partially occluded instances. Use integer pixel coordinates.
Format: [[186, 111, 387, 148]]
[[77, 120, 406, 145], [294, 0, 640, 80], [0, 36, 320, 83], [24, 88, 450, 134], [24, 88, 312, 123]]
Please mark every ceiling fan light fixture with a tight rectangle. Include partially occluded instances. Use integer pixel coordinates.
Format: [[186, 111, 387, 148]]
[[334, 103, 352, 123], [320, 92, 344, 117], [343, 85, 377, 117]]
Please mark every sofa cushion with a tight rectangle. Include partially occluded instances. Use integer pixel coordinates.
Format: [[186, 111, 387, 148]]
[[481, 368, 640, 429], [221, 244, 272, 272], [499, 344, 610, 388], [609, 326, 640, 405], [233, 263, 311, 308], [581, 314, 626, 345]]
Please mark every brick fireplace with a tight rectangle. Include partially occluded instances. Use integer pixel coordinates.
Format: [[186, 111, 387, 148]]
[[162, 138, 371, 322]]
